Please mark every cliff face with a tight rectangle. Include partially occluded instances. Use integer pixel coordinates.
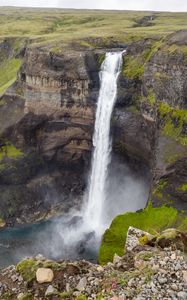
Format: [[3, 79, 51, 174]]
[[0, 31, 187, 226], [122, 30, 187, 210]]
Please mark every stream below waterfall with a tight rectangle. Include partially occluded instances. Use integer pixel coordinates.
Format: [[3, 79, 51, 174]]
[[0, 52, 150, 268]]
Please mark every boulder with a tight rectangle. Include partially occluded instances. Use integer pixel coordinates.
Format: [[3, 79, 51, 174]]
[[125, 226, 154, 251], [36, 268, 54, 284]]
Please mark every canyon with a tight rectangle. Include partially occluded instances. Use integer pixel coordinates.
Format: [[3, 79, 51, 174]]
[[0, 30, 187, 227]]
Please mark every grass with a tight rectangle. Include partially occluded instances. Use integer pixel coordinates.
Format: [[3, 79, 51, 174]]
[[98, 203, 187, 265], [0, 8, 187, 47], [0, 58, 22, 96], [0, 8, 186, 96]]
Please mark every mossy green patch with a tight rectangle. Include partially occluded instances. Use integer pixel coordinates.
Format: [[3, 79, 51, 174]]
[[123, 56, 145, 80], [122, 39, 164, 80], [165, 44, 187, 63], [98, 204, 187, 265], [152, 179, 168, 198], [75, 295, 87, 300], [42, 260, 62, 270], [136, 251, 153, 261], [0, 58, 22, 96], [16, 258, 38, 282], [177, 184, 187, 192], [0, 142, 23, 161], [158, 102, 187, 146], [147, 92, 156, 106], [59, 291, 72, 299], [97, 53, 106, 67]]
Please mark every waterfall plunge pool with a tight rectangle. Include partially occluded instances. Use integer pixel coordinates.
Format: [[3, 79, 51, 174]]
[[0, 52, 150, 268]]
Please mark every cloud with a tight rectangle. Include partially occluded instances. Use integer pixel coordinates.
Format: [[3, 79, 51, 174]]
[[0, 0, 187, 12]]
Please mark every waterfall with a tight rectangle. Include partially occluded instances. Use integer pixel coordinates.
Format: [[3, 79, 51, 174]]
[[83, 51, 124, 233]]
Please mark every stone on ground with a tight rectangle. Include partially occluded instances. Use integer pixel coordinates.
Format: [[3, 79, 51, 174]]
[[36, 268, 54, 284]]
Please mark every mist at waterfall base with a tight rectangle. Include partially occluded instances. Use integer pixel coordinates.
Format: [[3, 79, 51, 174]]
[[0, 53, 150, 268]]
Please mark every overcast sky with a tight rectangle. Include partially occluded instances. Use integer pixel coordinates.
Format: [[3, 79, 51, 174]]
[[0, 0, 187, 12]]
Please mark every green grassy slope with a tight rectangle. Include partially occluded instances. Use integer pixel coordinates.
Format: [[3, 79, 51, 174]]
[[99, 204, 187, 265], [0, 8, 187, 46]]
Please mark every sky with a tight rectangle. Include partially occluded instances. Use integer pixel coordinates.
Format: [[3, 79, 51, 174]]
[[0, 0, 187, 12]]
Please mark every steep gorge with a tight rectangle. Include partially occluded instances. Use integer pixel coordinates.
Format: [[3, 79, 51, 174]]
[[0, 30, 187, 229]]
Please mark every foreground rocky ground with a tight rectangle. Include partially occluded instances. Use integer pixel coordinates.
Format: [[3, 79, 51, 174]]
[[0, 227, 187, 300]]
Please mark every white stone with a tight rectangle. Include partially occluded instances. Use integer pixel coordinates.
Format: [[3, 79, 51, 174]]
[[177, 292, 187, 300], [76, 277, 87, 291], [45, 285, 57, 296], [171, 253, 176, 260], [17, 293, 24, 299], [171, 283, 178, 291], [113, 254, 122, 264], [36, 268, 54, 284], [96, 266, 104, 272], [183, 271, 187, 283]]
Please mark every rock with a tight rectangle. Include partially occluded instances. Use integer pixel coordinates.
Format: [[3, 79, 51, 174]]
[[171, 283, 178, 291], [113, 254, 122, 264], [96, 266, 104, 272], [17, 293, 24, 299], [45, 285, 58, 296], [183, 271, 187, 283], [177, 291, 187, 300], [158, 277, 167, 285], [171, 253, 176, 260], [36, 268, 54, 284], [66, 283, 70, 292], [152, 264, 159, 271], [125, 226, 154, 251], [35, 254, 45, 261], [11, 274, 18, 282], [76, 277, 87, 291]]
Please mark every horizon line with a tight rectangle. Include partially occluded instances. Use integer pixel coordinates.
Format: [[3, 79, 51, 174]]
[[0, 5, 187, 13]]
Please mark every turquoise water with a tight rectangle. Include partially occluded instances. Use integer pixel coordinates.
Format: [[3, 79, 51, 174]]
[[0, 216, 97, 269]]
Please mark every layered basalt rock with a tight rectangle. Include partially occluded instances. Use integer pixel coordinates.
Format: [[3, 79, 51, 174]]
[[0, 31, 187, 226], [0, 48, 101, 226]]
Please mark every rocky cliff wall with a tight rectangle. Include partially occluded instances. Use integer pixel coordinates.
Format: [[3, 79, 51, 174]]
[[0, 31, 187, 226]]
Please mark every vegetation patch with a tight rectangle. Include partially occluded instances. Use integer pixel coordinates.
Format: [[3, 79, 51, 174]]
[[152, 179, 168, 198], [0, 141, 23, 161], [122, 39, 164, 80], [158, 102, 187, 146], [98, 203, 187, 265], [177, 184, 187, 192], [0, 58, 22, 96], [16, 259, 38, 282], [18, 294, 33, 300]]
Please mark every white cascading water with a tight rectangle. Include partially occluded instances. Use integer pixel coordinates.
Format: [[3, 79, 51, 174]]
[[83, 51, 124, 233]]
